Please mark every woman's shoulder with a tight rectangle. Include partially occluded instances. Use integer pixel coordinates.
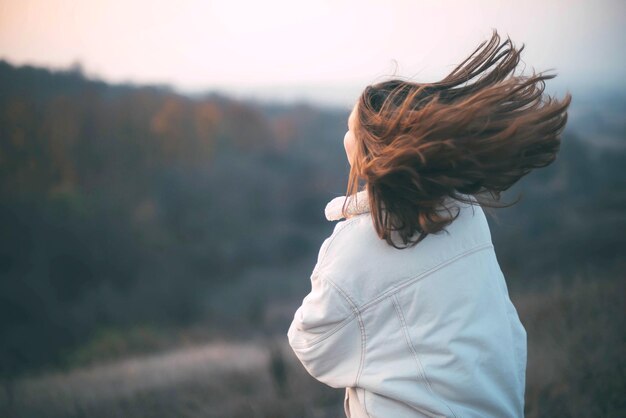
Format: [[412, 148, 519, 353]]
[[314, 213, 402, 291], [322, 212, 381, 256], [315, 200, 494, 308], [323, 197, 490, 259], [314, 213, 372, 272]]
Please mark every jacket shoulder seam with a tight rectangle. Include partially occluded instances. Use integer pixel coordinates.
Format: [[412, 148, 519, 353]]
[[288, 309, 358, 348], [325, 276, 366, 388], [317, 217, 361, 272], [359, 242, 494, 312]]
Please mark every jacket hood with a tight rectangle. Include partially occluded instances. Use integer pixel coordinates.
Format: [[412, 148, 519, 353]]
[[324, 190, 370, 221]]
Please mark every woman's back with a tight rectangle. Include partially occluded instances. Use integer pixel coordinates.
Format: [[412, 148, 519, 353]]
[[288, 192, 526, 417]]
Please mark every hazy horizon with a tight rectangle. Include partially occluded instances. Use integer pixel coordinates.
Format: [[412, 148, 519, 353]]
[[1, 0, 624, 108], [4, 56, 621, 113]]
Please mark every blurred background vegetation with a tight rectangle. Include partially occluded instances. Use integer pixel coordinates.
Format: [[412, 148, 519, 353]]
[[0, 60, 624, 417]]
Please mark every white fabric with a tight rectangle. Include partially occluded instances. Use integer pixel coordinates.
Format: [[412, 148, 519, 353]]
[[288, 191, 527, 418], [324, 190, 370, 221]]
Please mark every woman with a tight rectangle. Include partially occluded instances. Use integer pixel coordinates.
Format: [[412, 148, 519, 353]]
[[287, 29, 571, 418]]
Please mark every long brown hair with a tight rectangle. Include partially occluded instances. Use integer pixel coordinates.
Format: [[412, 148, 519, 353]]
[[343, 28, 572, 249]]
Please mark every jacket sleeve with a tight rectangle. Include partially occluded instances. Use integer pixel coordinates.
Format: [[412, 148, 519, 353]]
[[287, 227, 363, 389]]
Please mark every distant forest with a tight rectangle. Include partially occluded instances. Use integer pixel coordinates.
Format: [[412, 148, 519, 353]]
[[0, 59, 624, 381]]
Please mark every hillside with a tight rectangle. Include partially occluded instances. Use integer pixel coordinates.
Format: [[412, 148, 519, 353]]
[[0, 59, 624, 416]]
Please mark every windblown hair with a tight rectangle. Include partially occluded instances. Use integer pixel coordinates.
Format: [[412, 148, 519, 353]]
[[343, 29, 572, 249]]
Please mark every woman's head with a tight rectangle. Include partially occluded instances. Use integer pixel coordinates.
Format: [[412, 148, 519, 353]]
[[342, 28, 572, 249]]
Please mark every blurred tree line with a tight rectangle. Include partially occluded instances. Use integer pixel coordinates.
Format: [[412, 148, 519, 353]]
[[0, 60, 348, 384], [0, 59, 624, 387]]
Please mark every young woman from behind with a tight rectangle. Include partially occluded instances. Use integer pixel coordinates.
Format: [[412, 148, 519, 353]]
[[288, 29, 572, 418]]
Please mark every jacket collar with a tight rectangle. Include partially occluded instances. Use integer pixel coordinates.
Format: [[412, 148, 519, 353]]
[[325, 189, 371, 221]]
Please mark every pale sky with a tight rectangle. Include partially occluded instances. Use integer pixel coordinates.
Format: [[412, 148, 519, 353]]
[[1, 0, 625, 107]]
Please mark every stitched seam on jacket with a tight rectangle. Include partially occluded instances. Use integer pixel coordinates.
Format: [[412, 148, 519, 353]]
[[292, 218, 362, 350], [289, 311, 358, 348], [317, 217, 361, 270], [392, 294, 459, 418], [359, 242, 494, 312], [325, 277, 366, 388], [356, 387, 371, 417]]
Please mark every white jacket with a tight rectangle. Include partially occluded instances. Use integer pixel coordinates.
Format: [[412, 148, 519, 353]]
[[287, 190, 527, 418]]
